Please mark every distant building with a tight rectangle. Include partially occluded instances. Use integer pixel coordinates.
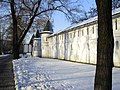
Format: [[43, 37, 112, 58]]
[[31, 8, 120, 67], [24, 34, 34, 56]]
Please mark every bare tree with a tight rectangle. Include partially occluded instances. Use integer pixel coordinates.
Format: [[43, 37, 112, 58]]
[[94, 0, 114, 90], [0, 16, 11, 54], [6, 0, 82, 59], [112, 0, 120, 9], [88, 6, 97, 18]]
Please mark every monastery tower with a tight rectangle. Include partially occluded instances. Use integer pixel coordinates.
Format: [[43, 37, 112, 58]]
[[40, 20, 53, 57]]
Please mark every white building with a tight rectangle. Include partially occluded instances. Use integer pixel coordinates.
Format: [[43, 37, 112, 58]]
[[32, 8, 120, 67]]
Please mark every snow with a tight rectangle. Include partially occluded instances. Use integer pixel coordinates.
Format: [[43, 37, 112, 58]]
[[0, 54, 10, 57], [13, 57, 120, 90]]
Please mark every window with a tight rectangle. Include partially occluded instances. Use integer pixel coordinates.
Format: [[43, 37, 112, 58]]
[[78, 31, 79, 37], [67, 33, 69, 39], [71, 44, 73, 50], [92, 26, 94, 34], [73, 31, 75, 37], [70, 33, 72, 38], [116, 41, 119, 49], [35, 42, 38, 47], [115, 19, 117, 30], [66, 33, 68, 39], [87, 27, 89, 35], [62, 34, 64, 40], [34, 42, 38, 51], [82, 30, 84, 36]]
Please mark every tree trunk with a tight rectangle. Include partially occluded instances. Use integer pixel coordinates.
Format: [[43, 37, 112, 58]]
[[10, 0, 19, 59], [0, 30, 2, 55], [0, 40, 2, 55], [94, 0, 114, 90], [13, 44, 20, 59]]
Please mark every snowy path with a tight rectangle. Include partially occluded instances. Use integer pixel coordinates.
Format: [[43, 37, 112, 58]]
[[13, 57, 120, 90]]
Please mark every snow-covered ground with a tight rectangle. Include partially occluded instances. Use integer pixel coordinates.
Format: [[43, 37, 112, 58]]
[[13, 57, 120, 90]]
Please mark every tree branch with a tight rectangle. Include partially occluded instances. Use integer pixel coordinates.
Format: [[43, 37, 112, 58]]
[[18, 0, 42, 45]]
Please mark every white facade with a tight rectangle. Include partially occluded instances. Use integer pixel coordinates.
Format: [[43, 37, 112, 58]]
[[32, 38, 41, 57], [40, 31, 53, 57], [32, 8, 120, 67], [47, 24, 98, 64]]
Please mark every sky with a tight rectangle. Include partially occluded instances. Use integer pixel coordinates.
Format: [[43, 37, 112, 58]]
[[52, 0, 96, 33]]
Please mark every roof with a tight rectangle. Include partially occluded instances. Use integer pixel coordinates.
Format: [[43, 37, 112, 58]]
[[25, 29, 41, 44], [25, 34, 34, 44], [43, 20, 53, 32], [49, 7, 120, 37]]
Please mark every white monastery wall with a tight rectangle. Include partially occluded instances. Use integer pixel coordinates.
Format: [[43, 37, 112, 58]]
[[113, 17, 120, 66], [45, 14, 120, 67], [32, 8, 120, 67]]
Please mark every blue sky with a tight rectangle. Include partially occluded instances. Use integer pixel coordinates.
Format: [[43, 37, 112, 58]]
[[52, 0, 96, 33]]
